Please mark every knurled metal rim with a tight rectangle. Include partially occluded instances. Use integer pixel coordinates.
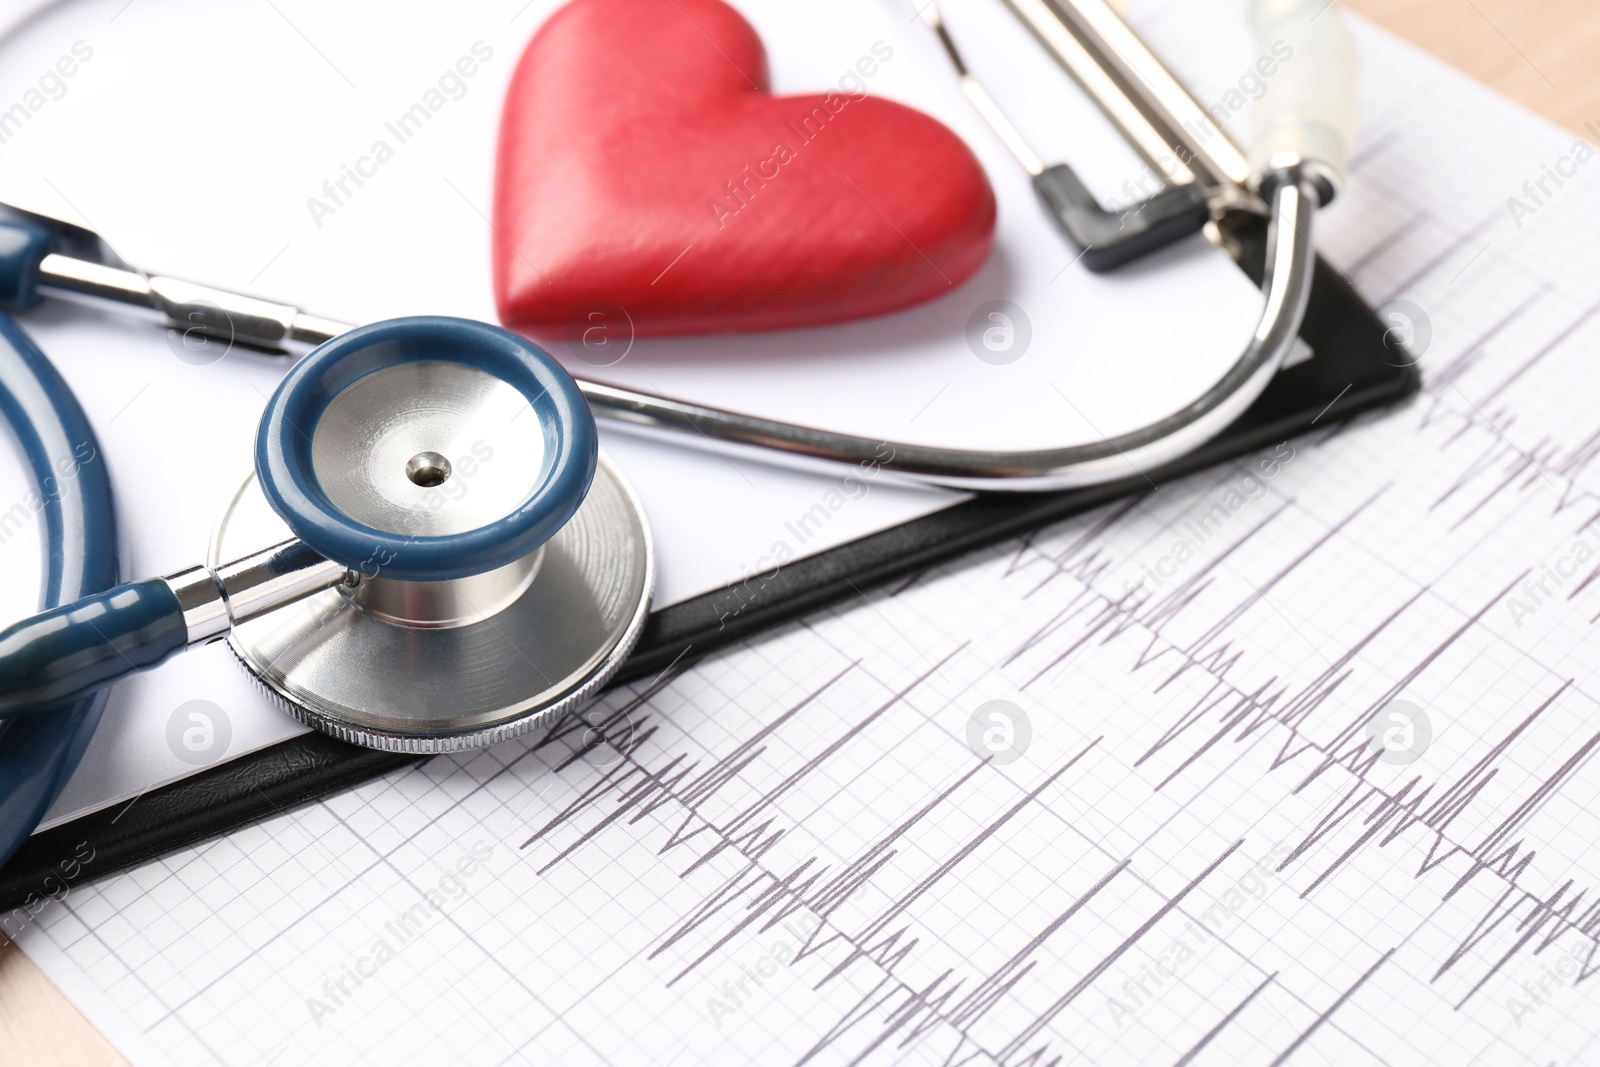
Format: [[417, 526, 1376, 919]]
[[226, 452, 654, 753]]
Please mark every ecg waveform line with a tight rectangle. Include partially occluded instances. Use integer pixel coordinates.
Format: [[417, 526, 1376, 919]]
[[915, 399, 1587, 1043], [990, 467, 1600, 1008], [1379, 208, 1503, 307], [523, 651, 1133, 1065], [975, 500, 1567, 1039], [1015, 480, 1600, 983], [497, 435, 1600, 1064], [1416, 284, 1553, 405], [1171, 971, 1279, 1067]]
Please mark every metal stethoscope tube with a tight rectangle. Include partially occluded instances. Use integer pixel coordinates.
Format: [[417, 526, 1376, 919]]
[[571, 174, 1320, 490], [31, 169, 1320, 493]]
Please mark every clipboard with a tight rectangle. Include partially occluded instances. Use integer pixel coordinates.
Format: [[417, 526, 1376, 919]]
[[0, 217, 1419, 915]]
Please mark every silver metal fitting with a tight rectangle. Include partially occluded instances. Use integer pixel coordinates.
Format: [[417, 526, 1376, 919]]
[[164, 540, 351, 647], [1257, 153, 1341, 208]]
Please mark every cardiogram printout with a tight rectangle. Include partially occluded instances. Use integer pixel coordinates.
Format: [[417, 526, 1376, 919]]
[[14, 4, 1600, 1067]]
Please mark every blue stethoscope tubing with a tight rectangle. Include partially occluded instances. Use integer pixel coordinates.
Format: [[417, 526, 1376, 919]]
[[0, 0, 117, 875], [0, 310, 119, 871]]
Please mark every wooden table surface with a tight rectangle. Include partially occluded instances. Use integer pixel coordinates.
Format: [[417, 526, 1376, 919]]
[[2, 2, 1597, 1065]]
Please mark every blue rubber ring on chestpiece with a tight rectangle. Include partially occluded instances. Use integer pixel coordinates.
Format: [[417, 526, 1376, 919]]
[[255, 316, 596, 582]]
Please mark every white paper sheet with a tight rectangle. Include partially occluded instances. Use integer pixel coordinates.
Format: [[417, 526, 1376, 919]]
[[15, 1, 1600, 1065], [0, 0, 1265, 826]]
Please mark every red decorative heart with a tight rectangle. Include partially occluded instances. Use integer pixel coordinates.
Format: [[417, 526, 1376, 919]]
[[492, 0, 996, 338]]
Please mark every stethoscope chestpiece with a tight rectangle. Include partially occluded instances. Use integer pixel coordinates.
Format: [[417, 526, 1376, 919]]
[[219, 316, 654, 752], [256, 316, 597, 581]]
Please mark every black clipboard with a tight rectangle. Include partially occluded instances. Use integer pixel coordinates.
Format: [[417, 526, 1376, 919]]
[[0, 217, 1418, 915]]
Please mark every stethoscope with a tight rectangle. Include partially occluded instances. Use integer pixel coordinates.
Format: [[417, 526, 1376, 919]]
[[0, 0, 1354, 762]]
